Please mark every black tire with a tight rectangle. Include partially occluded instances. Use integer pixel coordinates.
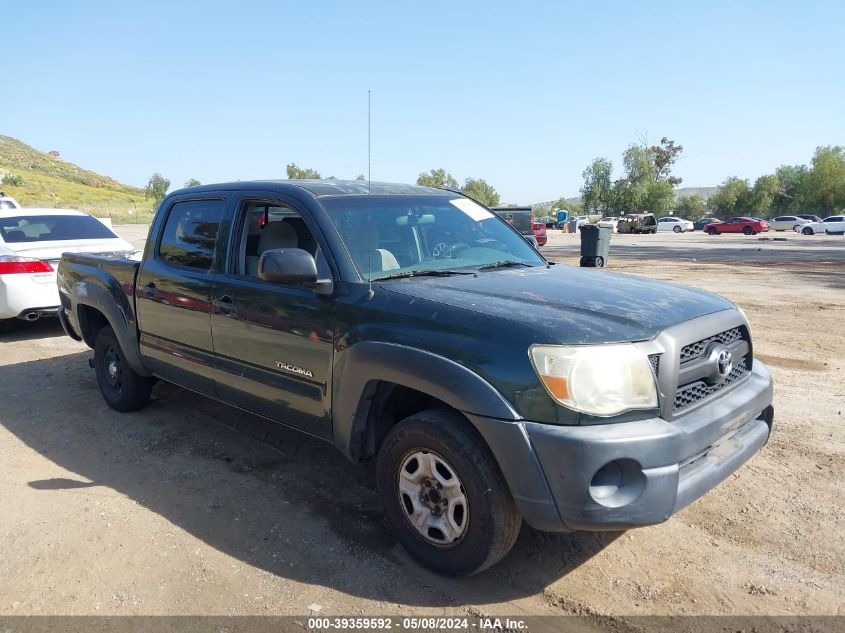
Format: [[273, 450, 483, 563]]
[[594, 256, 605, 268], [802, 227, 813, 235], [377, 409, 522, 576], [673, 225, 681, 233], [94, 326, 153, 412], [579, 257, 587, 267], [0, 319, 13, 335], [707, 227, 718, 235], [743, 226, 753, 235]]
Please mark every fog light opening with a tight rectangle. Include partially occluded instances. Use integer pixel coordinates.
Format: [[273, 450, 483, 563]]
[[589, 459, 646, 508]]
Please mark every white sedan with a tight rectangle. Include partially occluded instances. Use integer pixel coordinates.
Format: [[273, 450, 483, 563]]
[[597, 216, 619, 232], [0, 208, 134, 333], [794, 215, 845, 235], [657, 216, 694, 233]]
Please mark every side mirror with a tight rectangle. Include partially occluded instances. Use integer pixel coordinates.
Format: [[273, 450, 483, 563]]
[[258, 248, 318, 285]]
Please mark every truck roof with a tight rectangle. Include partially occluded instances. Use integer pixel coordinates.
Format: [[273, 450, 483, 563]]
[[174, 179, 449, 198]]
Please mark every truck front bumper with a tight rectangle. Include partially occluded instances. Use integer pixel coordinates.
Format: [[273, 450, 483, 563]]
[[470, 361, 774, 532]]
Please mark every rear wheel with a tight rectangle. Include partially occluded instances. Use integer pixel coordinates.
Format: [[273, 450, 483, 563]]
[[377, 409, 521, 576], [94, 326, 153, 412], [0, 319, 14, 335], [673, 225, 682, 233], [802, 227, 814, 236], [594, 256, 605, 268]]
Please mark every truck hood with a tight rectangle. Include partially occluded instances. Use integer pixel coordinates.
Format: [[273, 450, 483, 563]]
[[378, 265, 736, 344]]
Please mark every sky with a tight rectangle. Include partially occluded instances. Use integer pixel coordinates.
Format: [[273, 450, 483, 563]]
[[2, 0, 844, 204]]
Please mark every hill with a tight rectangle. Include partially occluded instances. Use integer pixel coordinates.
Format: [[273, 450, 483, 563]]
[[0, 136, 153, 222]]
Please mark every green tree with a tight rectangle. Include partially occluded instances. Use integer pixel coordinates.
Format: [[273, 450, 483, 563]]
[[606, 179, 643, 214], [1, 173, 23, 186], [416, 168, 459, 189], [640, 180, 675, 211], [746, 174, 780, 216], [707, 177, 749, 218], [676, 193, 706, 216], [461, 177, 500, 207], [144, 173, 170, 202], [286, 163, 321, 179], [805, 145, 845, 213], [771, 165, 809, 213], [184, 178, 201, 187], [650, 137, 684, 186], [355, 174, 366, 181], [581, 157, 613, 212], [623, 144, 657, 185]]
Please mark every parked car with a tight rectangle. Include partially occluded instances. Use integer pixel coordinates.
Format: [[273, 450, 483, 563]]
[[564, 215, 590, 230], [0, 208, 134, 333], [657, 216, 694, 233], [536, 216, 557, 229], [531, 220, 548, 246], [492, 207, 540, 248], [0, 192, 21, 210], [57, 179, 773, 576], [768, 216, 810, 232], [617, 213, 657, 234], [692, 217, 719, 231], [597, 217, 619, 232], [796, 214, 823, 223], [795, 215, 845, 235], [704, 217, 769, 235]]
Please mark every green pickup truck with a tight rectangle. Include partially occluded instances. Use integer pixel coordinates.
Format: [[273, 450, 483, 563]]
[[57, 180, 774, 576]]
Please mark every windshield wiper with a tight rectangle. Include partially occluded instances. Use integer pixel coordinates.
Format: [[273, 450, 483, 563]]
[[372, 269, 477, 281], [476, 260, 535, 271]]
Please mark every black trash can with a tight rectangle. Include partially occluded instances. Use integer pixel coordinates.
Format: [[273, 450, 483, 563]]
[[579, 224, 611, 268]]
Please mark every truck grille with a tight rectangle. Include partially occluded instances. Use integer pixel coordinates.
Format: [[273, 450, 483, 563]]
[[671, 325, 752, 414], [648, 354, 660, 377], [674, 359, 749, 411], [679, 327, 743, 364]]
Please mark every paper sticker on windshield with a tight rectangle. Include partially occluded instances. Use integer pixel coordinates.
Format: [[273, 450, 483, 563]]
[[449, 198, 494, 222]]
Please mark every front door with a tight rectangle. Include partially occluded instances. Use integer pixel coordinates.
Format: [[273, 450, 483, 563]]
[[210, 196, 335, 437], [136, 196, 228, 394]]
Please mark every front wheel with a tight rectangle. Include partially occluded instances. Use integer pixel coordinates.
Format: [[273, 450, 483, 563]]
[[743, 226, 753, 235], [707, 227, 718, 235], [94, 326, 153, 412], [802, 227, 814, 235], [377, 409, 521, 576]]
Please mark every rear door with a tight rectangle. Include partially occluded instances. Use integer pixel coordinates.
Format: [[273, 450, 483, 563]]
[[825, 216, 845, 232], [135, 195, 230, 394], [209, 194, 336, 438]]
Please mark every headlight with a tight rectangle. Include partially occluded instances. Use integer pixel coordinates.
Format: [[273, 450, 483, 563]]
[[529, 344, 658, 417]]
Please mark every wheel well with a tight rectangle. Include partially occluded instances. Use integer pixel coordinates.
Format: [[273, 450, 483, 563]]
[[77, 305, 109, 348], [352, 381, 462, 462]]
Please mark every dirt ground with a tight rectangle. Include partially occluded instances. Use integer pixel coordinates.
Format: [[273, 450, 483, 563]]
[[0, 228, 842, 623]]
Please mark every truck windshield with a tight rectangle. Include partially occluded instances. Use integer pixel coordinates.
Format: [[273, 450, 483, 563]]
[[0, 215, 118, 243], [319, 195, 545, 281]]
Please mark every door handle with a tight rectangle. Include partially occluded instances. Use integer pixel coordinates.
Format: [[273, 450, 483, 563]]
[[212, 296, 236, 315], [141, 282, 158, 298]]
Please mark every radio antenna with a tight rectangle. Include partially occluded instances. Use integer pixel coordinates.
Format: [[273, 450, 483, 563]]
[[367, 89, 374, 299]]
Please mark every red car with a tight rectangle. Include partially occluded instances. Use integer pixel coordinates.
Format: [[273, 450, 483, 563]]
[[531, 221, 548, 246], [704, 217, 769, 235]]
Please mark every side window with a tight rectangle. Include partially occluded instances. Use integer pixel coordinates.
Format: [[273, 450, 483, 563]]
[[158, 199, 226, 271], [233, 201, 328, 279]]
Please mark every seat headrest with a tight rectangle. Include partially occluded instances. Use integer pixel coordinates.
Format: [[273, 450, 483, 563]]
[[258, 221, 298, 251]]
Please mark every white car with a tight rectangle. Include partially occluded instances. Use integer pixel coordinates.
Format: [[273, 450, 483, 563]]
[[769, 215, 809, 232], [597, 216, 619, 232], [657, 216, 694, 233], [0, 194, 21, 210], [794, 215, 845, 235], [0, 208, 134, 332]]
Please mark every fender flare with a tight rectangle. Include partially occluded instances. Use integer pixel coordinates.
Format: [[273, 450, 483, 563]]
[[71, 281, 152, 377], [332, 341, 520, 460]]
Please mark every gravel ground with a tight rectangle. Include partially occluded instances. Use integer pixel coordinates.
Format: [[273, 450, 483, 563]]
[[0, 227, 842, 623]]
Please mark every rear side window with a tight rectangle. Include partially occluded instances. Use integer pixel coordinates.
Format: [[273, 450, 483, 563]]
[[158, 199, 226, 271], [0, 214, 117, 242]]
